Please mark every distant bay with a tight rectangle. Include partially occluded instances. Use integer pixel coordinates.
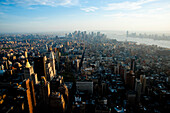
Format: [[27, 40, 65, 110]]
[[106, 33, 170, 49]]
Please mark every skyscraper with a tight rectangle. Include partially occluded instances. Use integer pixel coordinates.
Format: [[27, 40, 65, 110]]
[[130, 58, 136, 72], [49, 51, 56, 76], [24, 79, 34, 113], [54, 48, 60, 70], [39, 76, 50, 105], [33, 56, 47, 81], [24, 59, 34, 80]]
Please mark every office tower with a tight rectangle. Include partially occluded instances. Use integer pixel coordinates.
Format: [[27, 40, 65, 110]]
[[167, 76, 170, 83], [54, 48, 60, 70], [50, 77, 61, 92], [127, 91, 136, 105], [39, 76, 50, 105], [29, 80, 37, 107], [25, 50, 28, 59], [117, 63, 120, 74], [135, 78, 142, 102], [140, 75, 146, 93], [58, 83, 69, 105], [46, 61, 55, 81], [135, 79, 140, 91], [0, 64, 4, 70], [49, 51, 56, 76], [5, 59, 9, 70], [130, 58, 136, 72], [125, 70, 135, 90], [75, 59, 80, 71], [101, 81, 107, 96], [31, 73, 38, 85], [49, 92, 65, 113], [45, 44, 48, 51], [24, 79, 34, 113], [33, 56, 47, 81], [114, 65, 117, 74], [76, 81, 93, 94], [24, 59, 34, 80]]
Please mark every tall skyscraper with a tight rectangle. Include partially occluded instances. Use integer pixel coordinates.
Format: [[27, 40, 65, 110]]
[[49, 92, 65, 113], [24, 59, 34, 80], [130, 58, 136, 72], [54, 48, 60, 70], [125, 70, 135, 90], [135, 78, 142, 102], [33, 56, 47, 81], [24, 79, 34, 113], [49, 51, 56, 76], [39, 76, 50, 105], [30, 80, 37, 107]]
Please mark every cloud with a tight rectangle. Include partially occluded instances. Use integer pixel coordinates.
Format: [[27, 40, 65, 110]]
[[104, 11, 170, 20], [81, 7, 98, 12], [27, 7, 37, 10], [0, 0, 79, 7], [104, 13, 148, 18], [0, 12, 4, 14], [148, 8, 163, 13], [103, 0, 157, 10]]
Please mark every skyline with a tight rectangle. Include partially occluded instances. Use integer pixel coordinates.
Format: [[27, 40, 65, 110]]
[[0, 0, 170, 33]]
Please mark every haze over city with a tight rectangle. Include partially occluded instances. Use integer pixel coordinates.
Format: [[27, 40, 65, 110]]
[[0, 0, 170, 33], [1, 1, 170, 113]]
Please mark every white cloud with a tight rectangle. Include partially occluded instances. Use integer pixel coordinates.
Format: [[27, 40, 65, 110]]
[[104, 13, 148, 18], [148, 8, 163, 13], [81, 7, 98, 12], [104, 12, 170, 19], [27, 7, 37, 10], [0, 0, 79, 7], [0, 12, 4, 14], [103, 0, 157, 10]]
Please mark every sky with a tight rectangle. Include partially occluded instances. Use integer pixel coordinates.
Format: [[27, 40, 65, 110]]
[[0, 0, 170, 33]]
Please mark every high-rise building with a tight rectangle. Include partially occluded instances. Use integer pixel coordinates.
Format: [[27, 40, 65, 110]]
[[25, 50, 28, 59], [33, 56, 47, 81], [39, 76, 50, 105], [46, 61, 54, 81], [24, 79, 34, 113], [54, 48, 60, 70], [24, 59, 34, 80], [127, 91, 136, 105], [125, 70, 135, 90], [29, 80, 37, 107], [126, 31, 128, 38], [49, 51, 56, 76], [130, 58, 136, 72], [76, 81, 93, 94], [49, 92, 65, 113], [140, 75, 146, 93], [135, 78, 142, 102]]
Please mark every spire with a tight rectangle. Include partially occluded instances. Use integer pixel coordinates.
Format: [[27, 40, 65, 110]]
[[25, 59, 31, 68]]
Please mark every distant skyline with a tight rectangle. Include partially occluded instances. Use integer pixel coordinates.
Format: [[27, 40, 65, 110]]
[[0, 0, 170, 33]]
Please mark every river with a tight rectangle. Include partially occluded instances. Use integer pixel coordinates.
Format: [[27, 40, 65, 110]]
[[105, 33, 170, 49]]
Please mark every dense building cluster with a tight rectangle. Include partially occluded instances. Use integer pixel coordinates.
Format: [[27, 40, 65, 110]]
[[0, 31, 170, 113], [127, 31, 170, 41]]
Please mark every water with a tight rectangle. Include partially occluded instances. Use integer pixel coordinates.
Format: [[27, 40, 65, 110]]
[[105, 33, 170, 49]]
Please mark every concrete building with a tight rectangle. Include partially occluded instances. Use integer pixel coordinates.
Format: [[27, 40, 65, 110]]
[[76, 81, 93, 94]]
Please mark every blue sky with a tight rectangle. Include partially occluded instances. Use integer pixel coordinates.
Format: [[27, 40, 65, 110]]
[[0, 0, 170, 33]]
